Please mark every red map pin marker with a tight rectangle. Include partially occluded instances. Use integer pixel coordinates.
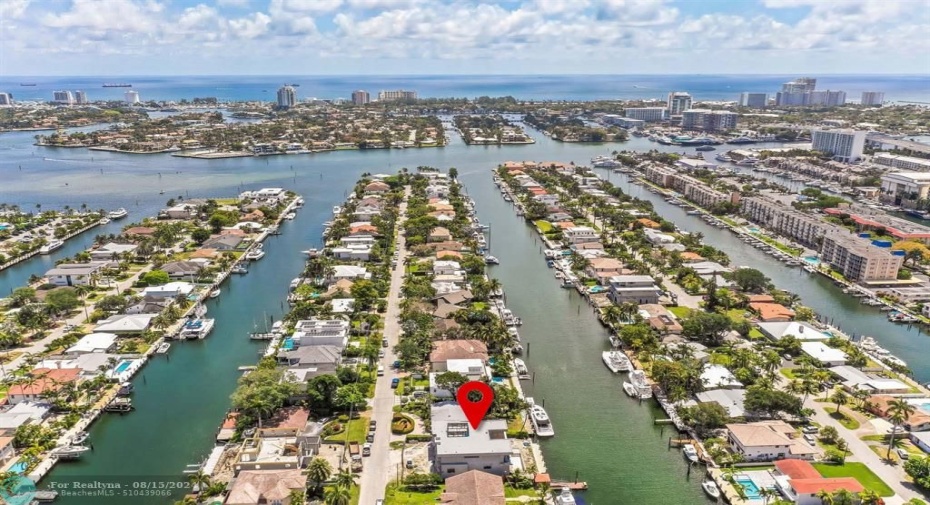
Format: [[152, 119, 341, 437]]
[[457, 381, 494, 429]]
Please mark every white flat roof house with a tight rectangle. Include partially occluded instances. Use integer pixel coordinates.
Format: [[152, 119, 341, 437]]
[[607, 275, 662, 305], [94, 314, 155, 334], [141, 282, 194, 299], [45, 262, 107, 287], [65, 333, 118, 355], [89, 242, 138, 261], [292, 319, 349, 349], [431, 403, 511, 478], [757, 321, 829, 341], [801, 342, 848, 366], [701, 364, 744, 390], [331, 265, 371, 280]]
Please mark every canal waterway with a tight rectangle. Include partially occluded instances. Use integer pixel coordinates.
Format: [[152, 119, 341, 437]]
[[1, 123, 928, 503]]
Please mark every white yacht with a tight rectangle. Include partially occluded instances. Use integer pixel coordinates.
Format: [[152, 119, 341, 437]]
[[156, 342, 171, 354], [98, 217, 111, 225], [554, 487, 577, 505], [245, 249, 265, 261], [484, 255, 500, 265], [209, 289, 221, 299], [72, 431, 89, 445], [39, 239, 64, 254], [513, 358, 529, 378], [51, 445, 91, 459], [295, 197, 304, 207], [231, 264, 248, 274], [624, 369, 653, 399], [333, 206, 342, 216], [602, 351, 632, 373], [682, 443, 699, 463], [528, 401, 555, 437], [702, 480, 721, 500], [180, 318, 215, 339], [284, 212, 296, 220], [591, 155, 621, 168], [107, 208, 128, 219]]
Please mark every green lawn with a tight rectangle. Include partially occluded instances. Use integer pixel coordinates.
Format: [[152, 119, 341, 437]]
[[535, 220, 553, 233], [725, 308, 748, 324], [824, 407, 861, 430], [384, 484, 444, 504], [748, 327, 765, 340], [504, 486, 542, 499], [323, 484, 360, 505], [811, 463, 894, 497], [323, 418, 369, 444], [668, 306, 691, 319], [780, 368, 797, 380]]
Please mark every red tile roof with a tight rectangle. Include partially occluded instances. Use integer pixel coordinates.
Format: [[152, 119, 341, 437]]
[[790, 478, 864, 495], [774, 459, 821, 480]]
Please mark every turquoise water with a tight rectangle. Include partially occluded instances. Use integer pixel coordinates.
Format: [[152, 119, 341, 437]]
[[282, 338, 295, 351], [747, 226, 761, 233], [9, 461, 27, 474], [113, 360, 132, 374], [803, 256, 820, 264], [735, 477, 762, 500]]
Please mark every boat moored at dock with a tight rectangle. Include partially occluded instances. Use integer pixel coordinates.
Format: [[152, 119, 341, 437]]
[[180, 318, 215, 339], [528, 399, 555, 437]]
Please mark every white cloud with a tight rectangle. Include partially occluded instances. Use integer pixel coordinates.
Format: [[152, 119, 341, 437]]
[[216, 0, 250, 6], [178, 4, 220, 30], [270, 0, 343, 13], [0, 0, 31, 19], [226, 11, 271, 38], [41, 0, 165, 32]]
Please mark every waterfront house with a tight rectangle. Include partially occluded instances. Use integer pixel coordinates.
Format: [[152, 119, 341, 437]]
[[330, 298, 354, 314], [364, 181, 390, 193], [141, 281, 194, 299], [161, 261, 204, 279], [829, 367, 911, 395], [203, 235, 244, 251], [563, 226, 599, 245], [277, 345, 342, 368], [820, 231, 904, 283], [726, 421, 817, 461], [164, 203, 198, 219], [89, 242, 138, 261], [749, 302, 796, 322], [643, 228, 676, 245], [258, 406, 311, 438], [0, 402, 51, 431], [93, 314, 155, 334], [701, 364, 743, 390], [430, 340, 488, 372], [757, 321, 828, 342], [65, 332, 117, 355], [123, 226, 156, 237], [431, 403, 511, 478], [331, 243, 373, 261], [225, 469, 306, 504], [429, 227, 452, 242], [607, 275, 662, 305], [348, 223, 378, 236], [800, 341, 848, 366], [584, 257, 626, 283], [439, 470, 506, 505], [7, 368, 82, 405], [126, 296, 172, 315], [772, 459, 864, 505], [434, 260, 463, 276], [430, 359, 489, 398], [640, 304, 684, 335], [291, 319, 349, 348], [435, 290, 474, 306], [44, 262, 106, 287], [696, 389, 747, 418], [868, 396, 930, 432]]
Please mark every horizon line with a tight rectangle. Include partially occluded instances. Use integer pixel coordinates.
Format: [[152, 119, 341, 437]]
[[3, 72, 930, 78]]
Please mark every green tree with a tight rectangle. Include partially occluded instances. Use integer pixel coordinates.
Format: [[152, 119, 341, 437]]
[[10, 287, 37, 308], [141, 269, 170, 286], [904, 455, 930, 491], [306, 457, 333, 497], [332, 469, 357, 490], [819, 425, 839, 444], [324, 485, 352, 505], [678, 402, 729, 437], [744, 384, 802, 418], [190, 228, 211, 244], [887, 398, 917, 459], [830, 389, 849, 415], [434, 371, 468, 395], [44, 288, 81, 316], [728, 268, 771, 293], [681, 311, 732, 346]]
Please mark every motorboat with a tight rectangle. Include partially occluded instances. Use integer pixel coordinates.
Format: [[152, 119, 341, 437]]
[[104, 398, 133, 412], [682, 443, 699, 463], [51, 445, 91, 460], [295, 197, 304, 207], [245, 249, 265, 261], [602, 351, 632, 373], [514, 358, 530, 379], [156, 342, 171, 354], [702, 480, 721, 500], [485, 255, 500, 265], [627, 370, 653, 399], [117, 381, 134, 396], [591, 155, 622, 168], [180, 318, 215, 339], [72, 431, 89, 445], [623, 381, 639, 397], [231, 264, 248, 274], [98, 217, 111, 225], [289, 278, 302, 291], [554, 487, 577, 505], [511, 344, 524, 354], [695, 145, 716, 152], [529, 404, 555, 437], [284, 212, 296, 220], [333, 206, 342, 216], [302, 248, 320, 257], [209, 289, 221, 299], [107, 208, 128, 219], [39, 239, 64, 254]]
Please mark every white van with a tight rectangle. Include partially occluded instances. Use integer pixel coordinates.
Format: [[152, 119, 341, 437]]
[[377, 365, 384, 376]]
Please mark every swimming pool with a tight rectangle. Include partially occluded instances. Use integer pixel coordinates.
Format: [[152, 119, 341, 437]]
[[803, 255, 820, 264], [281, 338, 295, 351], [746, 226, 761, 233], [9, 460, 27, 474], [735, 477, 762, 500], [114, 360, 133, 374]]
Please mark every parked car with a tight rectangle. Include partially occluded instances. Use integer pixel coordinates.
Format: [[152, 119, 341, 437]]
[[802, 426, 819, 435], [391, 378, 400, 389], [377, 365, 384, 376], [897, 448, 910, 460], [362, 443, 372, 456], [366, 433, 374, 443], [393, 360, 401, 369], [406, 459, 414, 469], [804, 434, 817, 445], [382, 338, 389, 347], [369, 419, 377, 428], [379, 349, 385, 358]]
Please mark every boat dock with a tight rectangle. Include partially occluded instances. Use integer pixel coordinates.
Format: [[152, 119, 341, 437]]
[[550, 481, 589, 491]]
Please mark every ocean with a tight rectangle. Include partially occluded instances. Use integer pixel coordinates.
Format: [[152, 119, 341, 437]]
[[2, 74, 929, 103]]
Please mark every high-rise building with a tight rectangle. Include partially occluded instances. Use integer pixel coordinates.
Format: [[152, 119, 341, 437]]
[[681, 110, 739, 131], [738, 92, 768, 108], [861, 92, 885, 106], [124, 90, 140, 104], [53, 90, 74, 105], [820, 232, 903, 282], [781, 77, 817, 93], [811, 129, 866, 163], [74, 90, 88, 105], [377, 90, 417, 102], [666, 92, 692, 116], [623, 107, 666, 122], [775, 91, 810, 106], [351, 90, 370, 105], [808, 90, 846, 106], [276, 85, 297, 108], [0, 93, 11, 106]]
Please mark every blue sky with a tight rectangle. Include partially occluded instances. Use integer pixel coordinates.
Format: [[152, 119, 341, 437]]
[[1, 0, 929, 75]]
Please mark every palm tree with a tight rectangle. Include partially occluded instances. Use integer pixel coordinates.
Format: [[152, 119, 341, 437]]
[[830, 389, 849, 417], [0, 470, 19, 496], [332, 469, 357, 490], [324, 485, 352, 505], [188, 470, 211, 493], [858, 489, 881, 505], [759, 487, 779, 505], [288, 488, 306, 505], [886, 398, 916, 459], [832, 489, 855, 505], [306, 457, 332, 496]]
